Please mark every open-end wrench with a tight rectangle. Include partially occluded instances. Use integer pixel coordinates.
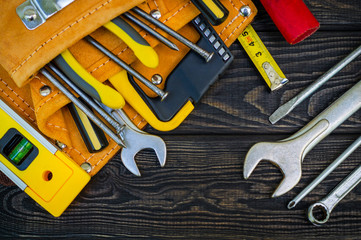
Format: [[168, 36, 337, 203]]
[[100, 104, 167, 176], [244, 79, 361, 197], [48, 62, 167, 176], [308, 163, 361, 225]]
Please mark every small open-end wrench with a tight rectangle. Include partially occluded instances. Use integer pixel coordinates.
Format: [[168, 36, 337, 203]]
[[308, 164, 361, 225], [244, 79, 361, 197], [100, 104, 167, 176]]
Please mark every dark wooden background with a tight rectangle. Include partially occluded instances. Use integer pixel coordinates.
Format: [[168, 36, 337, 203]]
[[1, 0, 361, 239]]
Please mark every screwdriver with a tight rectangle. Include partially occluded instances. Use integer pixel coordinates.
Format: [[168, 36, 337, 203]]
[[47, 63, 126, 137], [104, 17, 159, 69], [84, 35, 169, 100], [191, 0, 229, 26], [54, 49, 126, 110], [269, 45, 361, 124], [40, 66, 126, 148], [68, 102, 109, 153]]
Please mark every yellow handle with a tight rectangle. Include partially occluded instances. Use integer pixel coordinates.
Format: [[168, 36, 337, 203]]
[[55, 49, 125, 109], [201, 0, 225, 19], [104, 18, 159, 69], [191, 0, 229, 25], [109, 71, 194, 131]]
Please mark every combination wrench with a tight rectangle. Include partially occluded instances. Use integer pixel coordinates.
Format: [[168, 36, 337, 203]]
[[244, 79, 361, 197], [288, 136, 361, 209], [308, 164, 361, 225]]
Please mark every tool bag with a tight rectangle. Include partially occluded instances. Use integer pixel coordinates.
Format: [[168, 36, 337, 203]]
[[0, 0, 256, 180]]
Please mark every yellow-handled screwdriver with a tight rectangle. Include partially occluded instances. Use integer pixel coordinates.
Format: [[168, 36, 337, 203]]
[[104, 17, 159, 69], [191, 0, 229, 26], [54, 49, 126, 109], [68, 102, 109, 153]]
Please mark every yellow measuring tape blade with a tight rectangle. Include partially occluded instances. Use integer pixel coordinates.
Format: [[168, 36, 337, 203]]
[[238, 25, 288, 91]]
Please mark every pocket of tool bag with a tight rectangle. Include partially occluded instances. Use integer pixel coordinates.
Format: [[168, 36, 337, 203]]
[[0, 0, 257, 177]]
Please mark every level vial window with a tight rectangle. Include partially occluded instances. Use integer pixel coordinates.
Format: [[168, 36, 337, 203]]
[[3, 134, 34, 165]]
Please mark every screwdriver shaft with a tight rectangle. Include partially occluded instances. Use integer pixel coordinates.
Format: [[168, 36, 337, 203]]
[[41, 67, 126, 148], [269, 44, 361, 124], [132, 7, 214, 62], [288, 136, 361, 209], [84, 35, 168, 101], [123, 12, 179, 51], [48, 63, 125, 136]]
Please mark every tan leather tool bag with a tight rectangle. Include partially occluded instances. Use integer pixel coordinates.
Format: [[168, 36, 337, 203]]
[[0, 0, 257, 177]]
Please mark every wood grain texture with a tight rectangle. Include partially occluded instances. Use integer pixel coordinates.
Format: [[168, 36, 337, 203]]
[[1, 135, 361, 239], [1, 0, 361, 239]]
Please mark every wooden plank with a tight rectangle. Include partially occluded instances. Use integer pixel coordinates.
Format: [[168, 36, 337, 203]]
[[252, 0, 361, 31], [0, 135, 361, 238], [0, 1, 360, 239]]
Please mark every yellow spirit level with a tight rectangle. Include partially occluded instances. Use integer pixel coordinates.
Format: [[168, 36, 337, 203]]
[[0, 99, 90, 217]]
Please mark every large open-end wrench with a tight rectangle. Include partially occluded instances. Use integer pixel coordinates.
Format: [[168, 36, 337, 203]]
[[244, 79, 361, 197], [101, 105, 167, 176], [308, 163, 361, 225]]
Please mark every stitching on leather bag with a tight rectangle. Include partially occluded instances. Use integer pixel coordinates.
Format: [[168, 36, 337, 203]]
[[162, 1, 192, 23], [0, 78, 35, 112], [153, 0, 160, 10], [228, 0, 240, 10], [66, 146, 88, 161], [0, 79, 36, 122], [47, 122, 68, 132], [90, 47, 129, 74], [131, 113, 139, 121], [221, 0, 252, 43], [11, 0, 114, 78], [0, 87, 36, 123], [93, 144, 118, 166], [35, 91, 61, 113], [85, 153, 96, 162], [223, 16, 246, 43], [137, 118, 146, 127]]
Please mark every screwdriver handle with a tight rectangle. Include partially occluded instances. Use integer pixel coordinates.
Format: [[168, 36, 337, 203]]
[[191, 0, 229, 26], [54, 49, 125, 109], [104, 17, 159, 69], [68, 102, 109, 153]]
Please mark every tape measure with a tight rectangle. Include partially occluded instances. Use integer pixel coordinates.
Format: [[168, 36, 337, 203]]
[[0, 99, 90, 217], [238, 25, 288, 91]]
